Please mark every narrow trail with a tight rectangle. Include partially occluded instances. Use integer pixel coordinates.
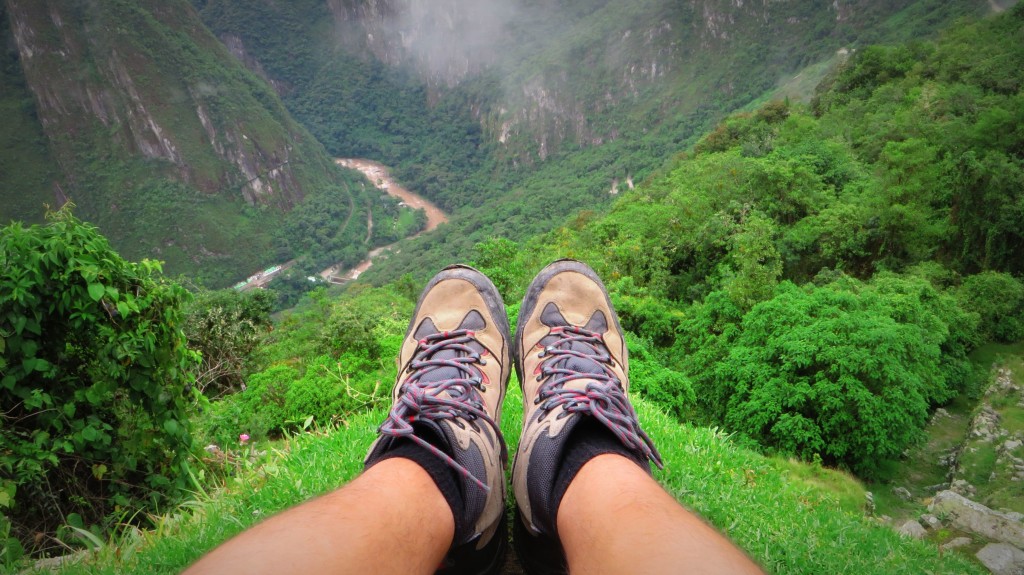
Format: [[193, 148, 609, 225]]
[[320, 158, 449, 282]]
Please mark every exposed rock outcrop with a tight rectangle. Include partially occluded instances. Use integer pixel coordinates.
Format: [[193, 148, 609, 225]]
[[897, 520, 927, 539], [976, 543, 1024, 575], [929, 491, 1024, 549]]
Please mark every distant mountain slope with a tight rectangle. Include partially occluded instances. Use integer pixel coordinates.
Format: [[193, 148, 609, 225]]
[[0, 6, 56, 226], [0, 0, 355, 286], [193, 0, 1000, 285]]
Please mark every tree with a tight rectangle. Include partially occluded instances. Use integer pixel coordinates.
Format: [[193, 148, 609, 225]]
[[184, 288, 276, 397], [711, 278, 952, 476], [0, 208, 196, 557]]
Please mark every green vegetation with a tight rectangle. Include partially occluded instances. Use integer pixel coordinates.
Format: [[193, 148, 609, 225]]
[[2, 1, 1022, 571], [183, 288, 276, 397], [423, 6, 1024, 477], [0, 209, 196, 561], [0, 6, 55, 226]]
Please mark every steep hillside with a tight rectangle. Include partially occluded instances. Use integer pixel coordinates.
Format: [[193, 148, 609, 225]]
[[460, 4, 1024, 474], [0, 0, 359, 286], [0, 6, 55, 226], [191, 0, 1000, 286]]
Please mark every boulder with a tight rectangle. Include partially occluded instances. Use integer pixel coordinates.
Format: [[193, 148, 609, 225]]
[[976, 543, 1024, 575], [920, 514, 942, 530], [930, 491, 1024, 548], [940, 537, 973, 551], [897, 520, 927, 539], [893, 486, 913, 501]]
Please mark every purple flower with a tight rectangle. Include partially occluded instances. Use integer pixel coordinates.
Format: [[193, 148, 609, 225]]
[[239, 434, 250, 444]]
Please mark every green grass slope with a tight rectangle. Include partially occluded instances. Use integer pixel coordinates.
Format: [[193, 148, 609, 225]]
[[39, 388, 982, 574]]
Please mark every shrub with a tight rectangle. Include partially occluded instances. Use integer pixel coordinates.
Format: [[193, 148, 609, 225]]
[[625, 333, 695, 421], [0, 209, 196, 558], [957, 271, 1024, 343], [203, 355, 387, 445], [711, 278, 952, 476], [184, 288, 275, 398]]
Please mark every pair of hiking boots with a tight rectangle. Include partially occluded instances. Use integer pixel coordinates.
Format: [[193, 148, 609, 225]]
[[365, 260, 662, 574]]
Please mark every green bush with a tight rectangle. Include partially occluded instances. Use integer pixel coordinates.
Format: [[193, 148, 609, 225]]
[[202, 354, 387, 445], [707, 277, 959, 476], [957, 271, 1024, 343], [625, 333, 695, 421], [184, 288, 276, 398], [0, 209, 196, 558]]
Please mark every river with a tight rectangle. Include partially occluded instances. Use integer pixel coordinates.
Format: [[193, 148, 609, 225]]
[[236, 159, 447, 291], [320, 159, 448, 282]]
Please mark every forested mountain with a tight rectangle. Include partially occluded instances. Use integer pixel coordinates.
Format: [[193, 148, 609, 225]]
[[3, 1, 1024, 571], [0, 0, 372, 286], [1, 0, 998, 287], [193, 0, 1001, 283]]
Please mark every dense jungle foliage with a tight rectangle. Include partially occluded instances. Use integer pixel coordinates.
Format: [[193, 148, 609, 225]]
[[2, 1, 1023, 568], [464, 6, 1024, 475], [0, 209, 197, 561]]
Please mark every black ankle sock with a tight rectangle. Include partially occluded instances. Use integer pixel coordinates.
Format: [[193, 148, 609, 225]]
[[372, 436, 467, 543], [548, 419, 650, 534]]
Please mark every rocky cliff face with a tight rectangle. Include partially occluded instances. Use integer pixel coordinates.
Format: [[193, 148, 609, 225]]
[[327, 0, 507, 88], [5, 0, 323, 208], [320, 0, 988, 163]]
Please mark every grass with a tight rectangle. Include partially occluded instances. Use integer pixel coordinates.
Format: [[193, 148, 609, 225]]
[[29, 378, 986, 575], [869, 392, 976, 522], [953, 344, 1024, 515]]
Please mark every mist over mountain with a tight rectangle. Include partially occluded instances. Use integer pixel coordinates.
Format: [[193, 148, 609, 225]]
[[3, 2, 1024, 570], [0, 0, 1005, 286]]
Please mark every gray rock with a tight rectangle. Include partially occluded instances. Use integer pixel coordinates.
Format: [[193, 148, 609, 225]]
[[930, 491, 1024, 548], [920, 514, 942, 529], [1006, 512, 1024, 523], [951, 479, 977, 497], [976, 543, 1024, 575], [941, 537, 973, 551], [897, 520, 928, 539], [1005, 439, 1023, 452], [893, 486, 913, 501]]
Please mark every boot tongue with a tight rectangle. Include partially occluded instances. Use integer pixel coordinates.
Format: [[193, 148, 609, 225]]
[[412, 316, 484, 385], [419, 348, 465, 384], [562, 339, 604, 376]]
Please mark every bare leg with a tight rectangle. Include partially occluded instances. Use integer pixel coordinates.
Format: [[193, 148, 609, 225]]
[[558, 454, 764, 575], [184, 458, 453, 575]]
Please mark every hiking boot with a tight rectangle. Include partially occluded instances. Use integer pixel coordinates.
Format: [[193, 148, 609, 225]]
[[365, 265, 511, 575], [512, 260, 662, 571]]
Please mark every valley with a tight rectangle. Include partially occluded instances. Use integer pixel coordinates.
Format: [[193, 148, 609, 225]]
[[323, 159, 448, 283], [2, 1, 1023, 573]]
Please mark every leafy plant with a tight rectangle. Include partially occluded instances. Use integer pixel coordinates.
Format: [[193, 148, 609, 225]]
[[184, 288, 276, 397], [710, 277, 956, 476], [0, 207, 196, 557]]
